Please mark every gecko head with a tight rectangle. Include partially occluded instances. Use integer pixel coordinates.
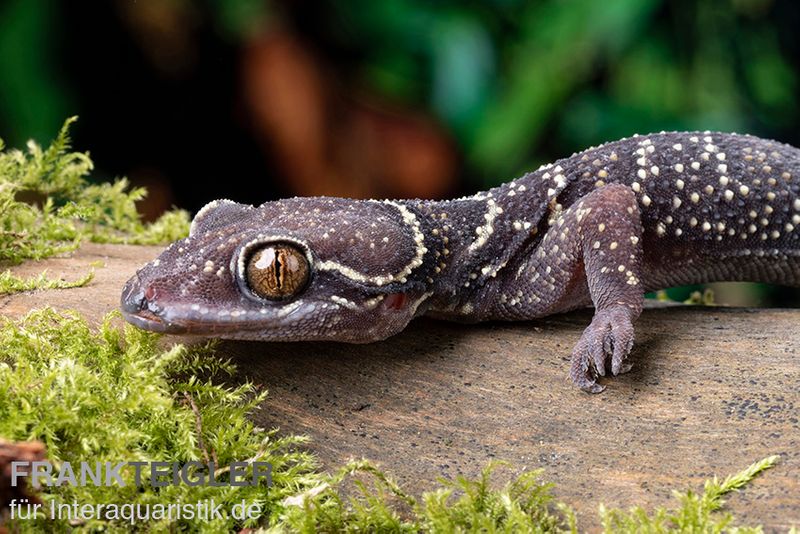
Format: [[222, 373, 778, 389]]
[[121, 197, 436, 342]]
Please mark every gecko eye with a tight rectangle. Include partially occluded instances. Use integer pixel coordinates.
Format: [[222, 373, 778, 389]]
[[245, 243, 310, 300]]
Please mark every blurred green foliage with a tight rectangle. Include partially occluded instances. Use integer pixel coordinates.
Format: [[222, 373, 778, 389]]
[[310, 0, 797, 186], [0, 0, 71, 148]]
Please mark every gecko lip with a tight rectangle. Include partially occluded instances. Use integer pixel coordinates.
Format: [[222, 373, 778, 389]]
[[121, 309, 189, 334]]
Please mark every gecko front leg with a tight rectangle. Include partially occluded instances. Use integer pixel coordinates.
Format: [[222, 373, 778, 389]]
[[570, 184, 644, 392], [493, 183, 644, 393]]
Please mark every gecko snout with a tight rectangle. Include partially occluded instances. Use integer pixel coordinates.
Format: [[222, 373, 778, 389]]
[[120, 275, 185, 333], [120, 276, 147, 314]]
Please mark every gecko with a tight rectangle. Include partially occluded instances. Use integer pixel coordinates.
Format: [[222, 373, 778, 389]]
[[121, 131, 800, 393]]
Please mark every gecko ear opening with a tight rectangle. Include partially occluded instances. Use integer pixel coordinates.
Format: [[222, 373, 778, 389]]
[[190, 199, 254, 237]]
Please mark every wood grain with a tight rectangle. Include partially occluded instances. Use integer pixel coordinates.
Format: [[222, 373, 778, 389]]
[[1, 243, 797, 530]]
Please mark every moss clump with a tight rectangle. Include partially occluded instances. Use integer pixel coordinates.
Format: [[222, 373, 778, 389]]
[[600, 455, 780, 533], [274, 457, 782, 533], [0, 269, 94, 295], [275, 460, 574, 533], [0, 116, 189, 264], [0, 309, 320, 532]]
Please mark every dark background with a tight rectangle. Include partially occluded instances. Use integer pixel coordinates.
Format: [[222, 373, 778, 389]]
[[1, 0, 799, 304]]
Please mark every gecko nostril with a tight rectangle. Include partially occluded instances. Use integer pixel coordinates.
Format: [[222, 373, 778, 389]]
[[144, 285, 158, 302], [121, 283, 147, 314]]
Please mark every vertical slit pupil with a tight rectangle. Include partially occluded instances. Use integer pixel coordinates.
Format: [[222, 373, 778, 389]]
[[274, 250, 283, 289]]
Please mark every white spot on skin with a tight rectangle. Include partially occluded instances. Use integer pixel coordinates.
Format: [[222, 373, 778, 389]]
[[641, 195, 652, 207], [702, 222, 712, 231], [637, 169, 647, 179], [690, 193, 700, 204], [723, 190, 734, 201], [673, 196, 682, 208], [674, 164, 684, 173], [676, 178, 685, 189], [651, 165, 659, 176], [673, 143, 683, 151], [632, 182, 641, 193], [691, 161, 700, 170], [330, 295, 360, 310], [610, 241, 618, 250], [719, 176, 729, 186], [739, 185, 749, 196]]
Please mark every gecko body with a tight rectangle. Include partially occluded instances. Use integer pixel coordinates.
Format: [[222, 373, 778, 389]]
[[121, 132, 800, 392]]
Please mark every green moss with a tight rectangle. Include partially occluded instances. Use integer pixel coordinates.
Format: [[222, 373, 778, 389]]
[[0, 116, 190, 265], [0, 269, 94, 295], [600, 455, 779, 532], [0, 309, 320, 532], [273, 456, 782, 533]]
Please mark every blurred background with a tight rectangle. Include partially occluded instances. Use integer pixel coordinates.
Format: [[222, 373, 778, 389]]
[[0, 0, 799, 305]]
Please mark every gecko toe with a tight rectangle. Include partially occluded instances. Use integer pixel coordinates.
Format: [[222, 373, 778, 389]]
[[570, 328, 606, 393], [591, 335, 608, 377], [610, 319, 635, 376]]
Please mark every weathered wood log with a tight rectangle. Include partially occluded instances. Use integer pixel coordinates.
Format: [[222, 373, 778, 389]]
[[0, 243, 798, 529]]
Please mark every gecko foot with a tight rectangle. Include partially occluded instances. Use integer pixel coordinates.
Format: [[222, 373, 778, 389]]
[[569, 306, 635, 393]]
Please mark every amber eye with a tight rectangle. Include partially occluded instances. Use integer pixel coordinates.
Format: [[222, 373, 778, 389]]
[[245, 244, 310, 300]]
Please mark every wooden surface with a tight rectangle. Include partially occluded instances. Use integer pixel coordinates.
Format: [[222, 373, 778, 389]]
[[1, 243, 798, 530]]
